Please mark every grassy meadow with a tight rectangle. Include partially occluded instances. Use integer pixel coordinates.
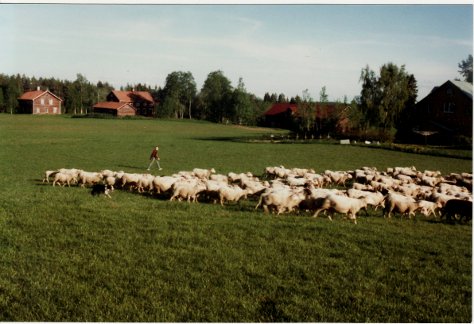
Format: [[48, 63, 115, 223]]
[[0, 114, 472, 322]]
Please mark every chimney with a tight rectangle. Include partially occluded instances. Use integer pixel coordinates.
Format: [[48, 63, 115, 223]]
[[37, 86, 41, 91]]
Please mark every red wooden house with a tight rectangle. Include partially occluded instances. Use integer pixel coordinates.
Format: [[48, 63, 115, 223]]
[[413, 80, 472, 141], [17, 88, 63, 114], [92, 102, 136, 117], [99, 90, 155, 117], [263, 102, 349, 134]]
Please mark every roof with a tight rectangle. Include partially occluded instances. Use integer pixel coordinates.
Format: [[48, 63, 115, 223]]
[[264, 103, 298, 116], [93, 102, 135, 110], [264, 102, 347, 117], [449, 80, 473, 99], [111, 90, 154, 103], [18, 89, 63, 101]]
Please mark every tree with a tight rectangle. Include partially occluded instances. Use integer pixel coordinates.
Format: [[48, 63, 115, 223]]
[[298, 89, 315, 137], [319, 86, 329, 103], [378, 63, 411, 130], [277, 93, 287, 103], [358, 63, 416, 134], [231, 77, 254, 125], [6, 76, 21, 114], [0, 88, 5, 113], [199, 70, 232, 123], [359, 65, 380, 130], [162, 71, 197, 119], [458, 54, 473, 83]]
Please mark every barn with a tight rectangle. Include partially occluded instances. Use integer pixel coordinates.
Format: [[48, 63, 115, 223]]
[[17, 88, 63, 114], [93, 102, 136, 117]]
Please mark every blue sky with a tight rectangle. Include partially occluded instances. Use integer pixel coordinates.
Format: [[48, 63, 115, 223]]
[[0, 4, 472, 101]]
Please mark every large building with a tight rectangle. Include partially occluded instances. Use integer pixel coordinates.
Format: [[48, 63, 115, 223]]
[[93, 90, 155, 117], [263, 102, 349, 135], [413, 80, 472, 142], [17, 88, 63, 114]]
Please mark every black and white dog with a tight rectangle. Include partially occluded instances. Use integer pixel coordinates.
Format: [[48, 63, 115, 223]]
[[91, 184, 112, 198]]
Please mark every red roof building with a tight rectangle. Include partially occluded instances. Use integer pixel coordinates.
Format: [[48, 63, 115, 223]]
[[17, 88, 63, 114], [93, 102, 136, 117], [105, 90, 155, 117], [263, 101, 349, 134]]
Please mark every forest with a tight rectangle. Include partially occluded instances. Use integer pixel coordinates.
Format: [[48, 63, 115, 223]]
[[1, 54, 472, 144]]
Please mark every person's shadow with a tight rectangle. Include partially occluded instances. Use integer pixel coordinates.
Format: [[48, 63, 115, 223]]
[[117, 164, 145, 171]]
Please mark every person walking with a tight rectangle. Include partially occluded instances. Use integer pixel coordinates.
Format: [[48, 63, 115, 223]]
[[147, 145, 162, 171]]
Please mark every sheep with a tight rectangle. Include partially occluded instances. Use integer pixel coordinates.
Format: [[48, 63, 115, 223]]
[[43, 170, 59, 183], [52, 172, 75, 187], [170, 179, 206, 203], [383, 192, 420, 219], [78, 171, 103, 188], [313, 194, 368, 224], [218, 185, 249, 206], [417, 200, 441, 218], [153, 176, 181, 195], [193, 168, 216, 179], [255, 187, 305, 215]]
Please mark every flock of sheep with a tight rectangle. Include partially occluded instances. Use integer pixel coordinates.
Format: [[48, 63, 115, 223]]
[[43, 165, 473, 224]]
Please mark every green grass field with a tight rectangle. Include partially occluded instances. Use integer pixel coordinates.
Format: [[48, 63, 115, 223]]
[[0, 115, 472, 322]]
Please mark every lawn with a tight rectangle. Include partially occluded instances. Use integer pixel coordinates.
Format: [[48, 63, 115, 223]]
[[0, 114, 471, 322]]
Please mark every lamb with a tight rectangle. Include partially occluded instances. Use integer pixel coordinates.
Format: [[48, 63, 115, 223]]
[[417, 200, 441, 218]]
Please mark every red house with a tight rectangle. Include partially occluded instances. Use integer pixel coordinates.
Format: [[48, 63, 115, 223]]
[[263, 102, 349, 134], [92, 102, 136, 117], [105, 90, 155, 117], [17, 88, 63, 114], [414, 80, 472, 141]]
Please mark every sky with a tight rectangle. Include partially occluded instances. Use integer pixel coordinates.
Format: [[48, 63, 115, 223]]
[[0, 3, 472, 102]]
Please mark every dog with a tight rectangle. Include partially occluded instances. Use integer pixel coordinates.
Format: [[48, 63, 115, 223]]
[[91, 184, 112, 198]]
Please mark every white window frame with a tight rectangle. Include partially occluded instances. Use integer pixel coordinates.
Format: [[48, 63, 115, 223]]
[[443, 102, 455, 113]]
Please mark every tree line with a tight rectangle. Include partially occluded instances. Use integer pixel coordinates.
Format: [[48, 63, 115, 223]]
[[1, 54, 471, 143]]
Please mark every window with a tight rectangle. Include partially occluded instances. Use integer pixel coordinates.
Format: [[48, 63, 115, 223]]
[[40, 98, 45, 105], [443, 102, 455, 113], [49, 99, 53, 105], [446, 88, 453, 95], [45, 108, 49, 113], [36, 107, 40, 114], [53, 107, 58, 114]]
